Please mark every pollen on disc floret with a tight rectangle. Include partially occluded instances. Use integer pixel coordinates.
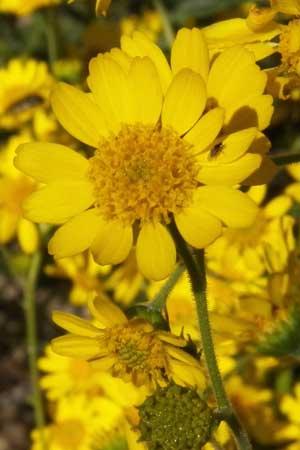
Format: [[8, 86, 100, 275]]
[[88, 123, 199, 226]]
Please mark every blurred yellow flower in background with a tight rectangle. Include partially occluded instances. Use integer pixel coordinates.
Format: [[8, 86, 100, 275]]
[[0, 132, 39, 253], [0, 0, 61, 15], [31, 394, 129, 450], [45, 251, 110, 306], [14, 27, 276, 279], [0, 59, 53, 129]]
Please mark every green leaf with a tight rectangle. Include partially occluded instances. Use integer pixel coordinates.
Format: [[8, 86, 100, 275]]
[[258, 306, 300, 358]]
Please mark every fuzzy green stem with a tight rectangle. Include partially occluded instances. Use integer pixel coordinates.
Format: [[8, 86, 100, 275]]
[[23, 251, 46, 449], [169, 222, 253, 450], [153, 0, 175, 48], [148, 263, 185, 311]]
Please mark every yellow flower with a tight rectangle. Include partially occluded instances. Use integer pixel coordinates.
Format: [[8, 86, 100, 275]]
[[207, 185, 292, 284], [31, 394, 128, 450], [270, 0, 300, 15], [38, 344, 143, 405], [106, 249, 145, 306], [121, 10, 162, 42], [0, 59, 53, 129], [0, 0, 60, 15], [15, 28, 273, 280], [44, 251, 109, 306], [51, 295, 206, 388], [0, 132, 39, 253]]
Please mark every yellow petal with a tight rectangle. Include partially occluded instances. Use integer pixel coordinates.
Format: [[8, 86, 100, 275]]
[[136, 223, 176, 281], [184, 107, 224, 152], [270, 0, 300, 14], [91, 220, 133, 265], [23, 180, 94, 224], [194, 186, 258, 228], [52, 311, 101, 336], [121, 31, 172, 94], [51, 82, 108, 147], [171, 27, 209, 81], [287, 163, 300, 181], [17, 218, 39, 254], [286, 183, 300, 203], [51, 335, 101, 359], [203, 18, 280, 48], [247, 185, 267, 204], [14, 143, 88, 183], [162, 68, 206, 136], [87, 54, 135, 126], [225, 95, 273, 132], [196, 128, 257, 165], [89, 296, 127, 327], [207, 46, 266, 113], [48, 208, 102, 258], [0, 209, 18, 243], [197, 153, 262, 185], [129, 57, 162, 125], [175, 206, 222, 248], [108, 48, 132, 73], [90, 357, 115, 371], [264, 195, 292, 218]]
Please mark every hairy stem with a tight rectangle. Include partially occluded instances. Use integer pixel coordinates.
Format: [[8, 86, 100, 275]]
[[169, 222, 253, 450], [23, 251, 46, 448], [148, 263, 185, 311]]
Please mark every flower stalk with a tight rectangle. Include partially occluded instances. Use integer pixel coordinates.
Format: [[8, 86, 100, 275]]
[[153, 0, 175, 48], [169, 221, 253, 450], [23, 250, 47, 449]]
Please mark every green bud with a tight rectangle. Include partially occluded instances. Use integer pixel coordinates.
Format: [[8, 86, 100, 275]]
[[138, 383, 214, 450]]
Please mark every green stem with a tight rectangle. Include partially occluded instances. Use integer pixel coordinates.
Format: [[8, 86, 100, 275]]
[[23, 251, 46, 448], [153, 0, 175, 48], [169, 222, 253, 450], [148, 263, 185, 311]]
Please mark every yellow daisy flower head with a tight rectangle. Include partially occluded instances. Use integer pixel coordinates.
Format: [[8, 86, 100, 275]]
[[105, 249, 145, 306], [15, 28, 275, 280], [31, 394, 126, 450], [207, 185, 293, 284], [270, 0, 300, 15], [121, 10, 162, 42], [0, 132, 39, 253], [51, 295, 206, 388], [0, 0, 60, 15], [44, 251, 109, 306], [38, 344, 142, 405], [0, 59, 53, 130]]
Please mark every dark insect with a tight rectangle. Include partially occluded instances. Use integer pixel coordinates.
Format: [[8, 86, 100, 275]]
[[209, 142, 224, 159], [7, 95, 44, 115]]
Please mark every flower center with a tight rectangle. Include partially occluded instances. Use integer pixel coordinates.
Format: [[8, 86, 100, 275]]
[[104, 320, 166, 373], [88, 124, 199, 226], [279, 20, 300, 75]]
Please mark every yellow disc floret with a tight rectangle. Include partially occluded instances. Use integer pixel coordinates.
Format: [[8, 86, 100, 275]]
[[88, 124, 199, 225], [279, 20, 300, 75], [102, 320, 167, 383]]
